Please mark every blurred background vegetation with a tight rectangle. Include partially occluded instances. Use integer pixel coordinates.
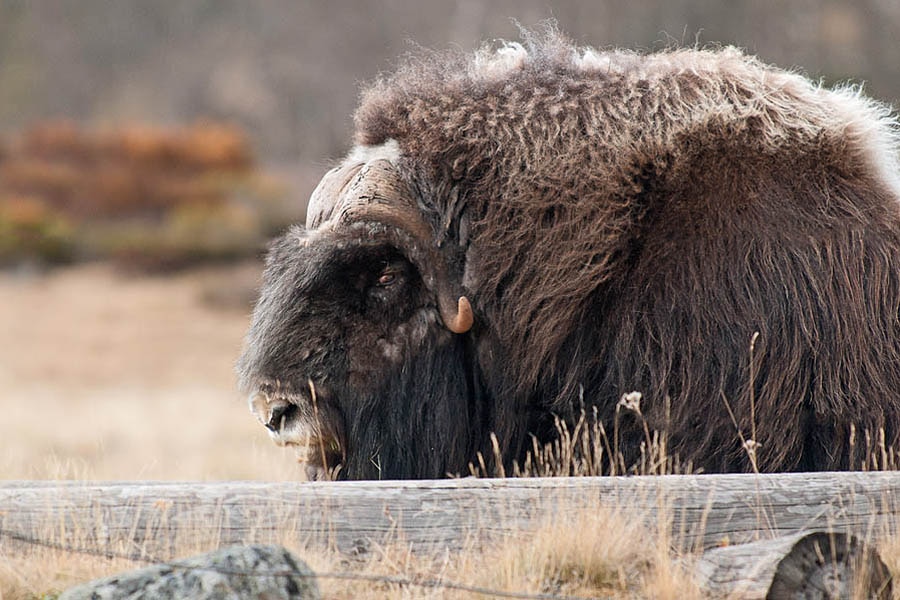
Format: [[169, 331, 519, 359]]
[[0, 0, 898, 268], [1, 0, 900, 489]]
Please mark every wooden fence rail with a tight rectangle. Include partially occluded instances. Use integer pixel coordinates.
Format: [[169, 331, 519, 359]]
[[5, 472, 900, 554], [3, 473, 900, 597]]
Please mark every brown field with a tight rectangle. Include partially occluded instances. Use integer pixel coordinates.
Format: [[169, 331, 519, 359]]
[[0, 261, 300, 482], [0, 262, 702, 599], [0, 263, 897, 599]]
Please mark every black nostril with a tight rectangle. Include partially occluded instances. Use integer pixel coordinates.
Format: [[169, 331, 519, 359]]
[[266, 404, 297, 432]]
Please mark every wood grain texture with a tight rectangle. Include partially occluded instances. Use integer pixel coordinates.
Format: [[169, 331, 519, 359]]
[[2, 472, 899, 559], [695, 531, 892, 599]]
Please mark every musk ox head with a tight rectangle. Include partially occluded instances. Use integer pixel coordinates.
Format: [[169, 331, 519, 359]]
[[237, 145, 480, 480], [239, 30, 900, 479]]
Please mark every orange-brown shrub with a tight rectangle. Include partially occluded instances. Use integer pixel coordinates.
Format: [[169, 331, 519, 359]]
[[0, 120, 289, 268], [0, 194, 73, 265]]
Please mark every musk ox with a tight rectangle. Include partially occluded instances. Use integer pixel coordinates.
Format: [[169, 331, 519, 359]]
[[238, 31, 900, 480]]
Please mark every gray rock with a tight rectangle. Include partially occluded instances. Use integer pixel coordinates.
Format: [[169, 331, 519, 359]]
[[59, 544, 320, 600]]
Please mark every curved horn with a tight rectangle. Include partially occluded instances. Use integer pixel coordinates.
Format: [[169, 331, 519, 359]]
[[311, 153, 474, 334], [306, 162, 364, 229], [439, 295, 474, 334]]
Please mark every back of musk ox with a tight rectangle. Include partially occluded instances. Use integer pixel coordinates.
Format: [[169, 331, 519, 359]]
[[237, 31, 900, 480]]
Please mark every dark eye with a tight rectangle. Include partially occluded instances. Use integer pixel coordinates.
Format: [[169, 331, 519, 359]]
[[376, 271, 397, 286]]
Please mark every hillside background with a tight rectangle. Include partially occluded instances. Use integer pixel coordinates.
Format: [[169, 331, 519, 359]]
[[2, 0, 898, 172], [1, 1, 899, 485]]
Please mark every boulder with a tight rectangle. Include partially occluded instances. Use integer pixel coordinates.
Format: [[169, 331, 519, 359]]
[[59, 544, 320, 600]]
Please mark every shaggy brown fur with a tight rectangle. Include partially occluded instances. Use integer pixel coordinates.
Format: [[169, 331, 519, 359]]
[[240, 30, 900, 477]]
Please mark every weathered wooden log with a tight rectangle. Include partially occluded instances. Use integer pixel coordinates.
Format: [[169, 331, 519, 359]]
[[1, 473, 899, 560], [694, 531, 892, 599]]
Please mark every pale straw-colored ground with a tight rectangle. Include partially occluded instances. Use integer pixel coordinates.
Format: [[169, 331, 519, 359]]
[[0, 263, 706, 599], [1, 263, 896, 600], [0, 261, 299, 481]]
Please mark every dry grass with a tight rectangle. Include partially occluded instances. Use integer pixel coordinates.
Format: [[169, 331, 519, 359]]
[[1, 263, 899, 599], [0, 492, 703, 600], [0, 261, 302, 598], [0, 553, 138, 600], [4, 489, 896, 599], [299, 506, 704, 599], [468, 506, 701, 599]]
